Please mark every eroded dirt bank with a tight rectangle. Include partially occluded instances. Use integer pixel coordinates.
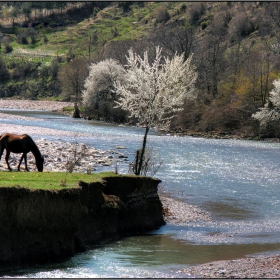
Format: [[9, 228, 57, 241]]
[[0, 175, 165, 272]]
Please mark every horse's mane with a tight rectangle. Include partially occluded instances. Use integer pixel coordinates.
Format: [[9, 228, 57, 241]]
[[24, 134, 42, 157]]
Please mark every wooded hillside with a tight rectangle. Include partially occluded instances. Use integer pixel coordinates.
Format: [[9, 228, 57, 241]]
[[1, 2, 280, 139]]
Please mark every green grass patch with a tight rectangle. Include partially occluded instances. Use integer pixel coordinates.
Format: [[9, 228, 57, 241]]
[[0, 171, 118, 190], [62, 106, 85, 112], [62, 106, 74, 112], [38, 96, 65, 101]]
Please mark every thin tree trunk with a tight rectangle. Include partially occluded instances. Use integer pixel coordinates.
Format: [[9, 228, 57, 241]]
[[135, 150, 140, 175], [136, 126, 149, 175]]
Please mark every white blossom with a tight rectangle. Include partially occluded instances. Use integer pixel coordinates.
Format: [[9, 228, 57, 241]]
[[269, 79, 280, 107], [82, 59, 126, 108], [252, 79, 280, 127], [114, 46, 197, 131]]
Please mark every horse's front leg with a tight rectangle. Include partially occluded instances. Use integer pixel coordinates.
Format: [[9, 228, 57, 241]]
[[17, 153, 24, 171], [24, 153, 29, 172], [18, 153, 29, 172], [5, 150, 12, 171]]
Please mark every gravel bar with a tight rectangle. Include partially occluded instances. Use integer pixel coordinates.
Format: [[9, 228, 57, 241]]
[[179, 254, 280, 278], [0, 99, 73, 111]]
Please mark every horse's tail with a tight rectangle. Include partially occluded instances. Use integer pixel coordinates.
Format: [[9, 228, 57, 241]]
[[0, 134, 5, 159]]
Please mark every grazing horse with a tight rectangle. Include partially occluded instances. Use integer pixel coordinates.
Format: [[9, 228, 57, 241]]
[[0, 133, 44, 172]]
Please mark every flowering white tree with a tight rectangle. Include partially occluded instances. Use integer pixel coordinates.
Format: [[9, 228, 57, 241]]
[[114, 46, 197, 175], [82, 59, 126, 121], [252, 79, 280, 136]]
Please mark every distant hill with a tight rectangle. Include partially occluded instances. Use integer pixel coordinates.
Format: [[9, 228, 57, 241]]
[[1, 1, 280, 138]]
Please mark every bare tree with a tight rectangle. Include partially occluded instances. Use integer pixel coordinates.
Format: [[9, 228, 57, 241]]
[[58, 57, 88, 117], [102, 39, 151, 65], [195, 7, 230, 99], [150, 21, 194, 61], [237, 46, 274, 107], [195, 32, 227, 98]]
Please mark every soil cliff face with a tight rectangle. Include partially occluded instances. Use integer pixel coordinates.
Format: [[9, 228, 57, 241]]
[[77, 176, 165, 246], [0, 175, 165, 271], [0, 187, 83, 269]]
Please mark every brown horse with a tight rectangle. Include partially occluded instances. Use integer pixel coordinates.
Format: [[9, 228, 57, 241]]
[[0, 133, 44, 172]]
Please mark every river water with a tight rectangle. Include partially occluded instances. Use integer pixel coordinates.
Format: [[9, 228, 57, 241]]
[[1, 110, 280, 278]]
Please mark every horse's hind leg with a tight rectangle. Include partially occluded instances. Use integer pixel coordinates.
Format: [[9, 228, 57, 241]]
[[5, 150, 12, 171], [0, 144, 4, 161]]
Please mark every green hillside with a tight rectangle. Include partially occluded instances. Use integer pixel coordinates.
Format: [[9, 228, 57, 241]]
[[1, 2, 280, 139]]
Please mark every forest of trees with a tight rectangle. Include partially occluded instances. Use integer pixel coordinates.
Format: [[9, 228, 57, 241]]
[[1, 2, 280, 138]]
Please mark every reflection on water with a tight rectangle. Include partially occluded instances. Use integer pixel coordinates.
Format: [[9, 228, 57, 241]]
[[1, 110, 280, 277]]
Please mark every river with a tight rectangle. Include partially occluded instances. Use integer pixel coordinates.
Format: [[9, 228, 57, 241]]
[[1, 110, 280, 278]]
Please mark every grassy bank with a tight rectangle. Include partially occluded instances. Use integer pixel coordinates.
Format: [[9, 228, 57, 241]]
[[0, 171, 118, 190]]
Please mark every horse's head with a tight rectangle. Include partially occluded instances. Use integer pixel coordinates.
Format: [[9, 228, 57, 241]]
[[36, 156, 44, 172]]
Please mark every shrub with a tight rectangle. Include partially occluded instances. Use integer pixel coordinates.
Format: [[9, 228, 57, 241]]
[[0, 57, 10, 82], [4, 43, 13, 54], [228, 12, 254, 39], [154, 6, 170, 23], [129, 146, 163, 177], [92, 7, 100, 18], [171, 99, 201, 131], [43, 35, 48, 44], [188, 3, 205, 24], [18, 34, 28, 44], [201, 21, 208, 30], [118, 2, 132, 13], [48, 59, 60, 79], [180, 3, 187, 13], [111, 26, 119, 37]]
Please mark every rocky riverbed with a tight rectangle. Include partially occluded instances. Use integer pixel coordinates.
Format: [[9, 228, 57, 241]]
[[160, 195, 212, 225], [0, 138, 128, 173], [1, 99, 280, 278], [179, 254, 280, 278]]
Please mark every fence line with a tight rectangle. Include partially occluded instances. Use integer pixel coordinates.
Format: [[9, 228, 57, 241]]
[[5, 52, 64, 62]]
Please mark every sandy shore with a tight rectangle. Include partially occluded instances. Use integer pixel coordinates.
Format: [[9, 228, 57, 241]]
[[1, 99, 280, 278]]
